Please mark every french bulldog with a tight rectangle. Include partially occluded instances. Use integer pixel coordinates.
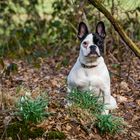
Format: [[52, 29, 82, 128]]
[[67, 21, 117, 114]]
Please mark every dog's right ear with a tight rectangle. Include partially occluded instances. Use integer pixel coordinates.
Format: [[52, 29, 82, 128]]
[[78, 22, 89, 40], [96, 21, 106, 39]]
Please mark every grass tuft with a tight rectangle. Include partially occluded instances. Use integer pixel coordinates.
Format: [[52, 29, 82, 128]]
[[68, 89, 104, 114], [16, 94, 49, 124], [95, 114, 124, 134]]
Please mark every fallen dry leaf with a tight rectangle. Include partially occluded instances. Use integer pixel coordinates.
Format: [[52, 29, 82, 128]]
[[120, 81, 130, 91], [65, 124, 72, 131], [117, 95, 127, 103]]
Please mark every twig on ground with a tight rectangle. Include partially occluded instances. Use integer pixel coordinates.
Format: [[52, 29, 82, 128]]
[[70, 118, 91, 135]]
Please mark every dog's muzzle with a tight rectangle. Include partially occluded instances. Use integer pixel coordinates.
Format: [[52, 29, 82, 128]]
[[87, 45, 100, 57], [90, 45, 96, 53]]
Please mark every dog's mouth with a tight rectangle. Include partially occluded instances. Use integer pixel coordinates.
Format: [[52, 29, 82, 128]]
[[86, 51, 100, 58]]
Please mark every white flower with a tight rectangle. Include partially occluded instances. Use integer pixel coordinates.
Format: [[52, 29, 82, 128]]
[[25, 91, 31, 96]]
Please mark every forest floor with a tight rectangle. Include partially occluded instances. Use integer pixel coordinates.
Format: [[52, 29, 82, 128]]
[[0, 50, 140, 140]]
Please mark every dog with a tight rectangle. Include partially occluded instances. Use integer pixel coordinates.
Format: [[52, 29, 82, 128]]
[[67, 21, 117, 114]]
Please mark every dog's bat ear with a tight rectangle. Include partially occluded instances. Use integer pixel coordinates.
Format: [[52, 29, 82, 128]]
[[78, 22, 89, 40], [96, 21, 106, 39]]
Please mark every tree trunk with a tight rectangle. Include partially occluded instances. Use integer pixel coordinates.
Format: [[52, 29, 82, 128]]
[[88, 0, 140, 58]]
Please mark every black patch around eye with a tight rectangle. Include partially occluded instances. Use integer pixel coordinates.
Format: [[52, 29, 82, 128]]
[[92, 33, 104, 53], [92, 33, 100, 44]]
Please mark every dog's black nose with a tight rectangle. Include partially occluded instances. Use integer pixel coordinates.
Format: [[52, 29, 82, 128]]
[[90, 45, 96, 53]]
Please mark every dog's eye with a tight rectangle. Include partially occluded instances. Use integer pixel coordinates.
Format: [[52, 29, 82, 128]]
[[83, 41, 87, 45], [83, 42, 88, 49], [97, 40, 102, 46], [83, 41, 89, 48]]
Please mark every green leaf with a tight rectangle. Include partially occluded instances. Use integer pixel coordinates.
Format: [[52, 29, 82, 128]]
[[51, 20, 61, 27]]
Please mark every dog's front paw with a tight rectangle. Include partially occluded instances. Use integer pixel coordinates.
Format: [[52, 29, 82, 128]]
[[101, 110, 109, 115], [105, 96, 118, 110], [64, 100, 73, 108]]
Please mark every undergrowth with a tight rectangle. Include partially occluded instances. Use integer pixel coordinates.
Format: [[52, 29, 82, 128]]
[[4, 93, 50, 140], [68, 89, 124, 135], [16, 94, 49, 124]]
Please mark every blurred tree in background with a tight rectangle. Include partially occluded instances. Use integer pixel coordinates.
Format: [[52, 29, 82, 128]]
[[0, 0, 139, 60]]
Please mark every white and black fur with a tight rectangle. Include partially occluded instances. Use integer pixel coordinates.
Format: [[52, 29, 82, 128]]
[[67, 21, 117, 114]]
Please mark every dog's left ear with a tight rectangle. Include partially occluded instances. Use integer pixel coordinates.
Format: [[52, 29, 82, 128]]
[[96, 21, 106, 39]]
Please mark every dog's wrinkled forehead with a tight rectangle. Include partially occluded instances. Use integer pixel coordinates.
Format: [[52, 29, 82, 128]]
[[82, 33, 93, 43], [82, 33, 103, 45]]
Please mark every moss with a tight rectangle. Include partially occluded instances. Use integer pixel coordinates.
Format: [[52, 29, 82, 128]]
[[29, 127, 45, 139], [6, 122, 45, 140], [7, 122, 22, 140], [46, 131, 66, 139]]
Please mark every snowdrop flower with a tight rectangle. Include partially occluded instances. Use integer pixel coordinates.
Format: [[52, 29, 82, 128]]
[[25, 91, 31, 96], [20, 96, 26, 103]]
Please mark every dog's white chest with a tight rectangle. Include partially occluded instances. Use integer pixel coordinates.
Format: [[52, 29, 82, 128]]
[[67, 57, 110, 94], [76, 68, 104, 93]]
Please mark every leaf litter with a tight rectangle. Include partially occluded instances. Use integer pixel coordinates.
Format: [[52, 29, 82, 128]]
[[0, 52, 140, 139]]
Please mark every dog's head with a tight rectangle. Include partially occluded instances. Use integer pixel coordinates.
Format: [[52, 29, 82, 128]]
[[78, 21, 106, 58]]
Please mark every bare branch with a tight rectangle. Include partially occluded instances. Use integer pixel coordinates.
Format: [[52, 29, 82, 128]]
[[88, 0, 140, 58]]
